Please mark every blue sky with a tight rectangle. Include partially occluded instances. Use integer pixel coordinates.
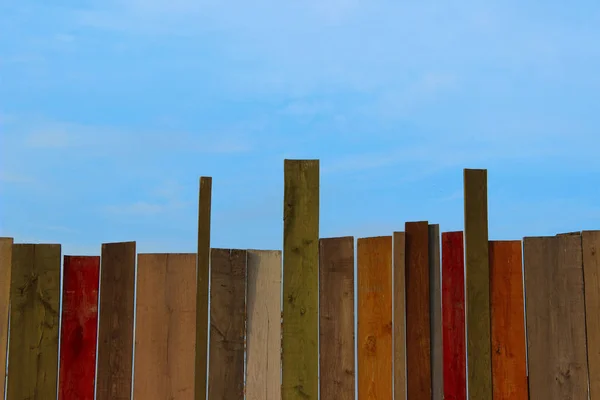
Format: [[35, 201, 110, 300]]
[[1, 0, 599, 255]]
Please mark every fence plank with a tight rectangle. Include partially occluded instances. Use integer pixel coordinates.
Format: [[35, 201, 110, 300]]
[[583, 230, 600, 399], [282, 159, 319, 400], [134, 253, 196, 399], [463, 168, 492, 399], [524, 235, 589, 399], [7, 243, 61, 399], [319, 237, 355, 400], [357, 236, 393, 399], [429, 224, 443, 400], [208, 248, 247, 399], [247, 250, 282, 400], [393, 232, 406, 400], [195, 176, 212, 400], [96, 241, 136, 400], [405, 221, 431, 399], [59, 256, 100, 400], [0, 237, 13, 397], [489, 241, 528, 400], [442, 231, 466, 400]]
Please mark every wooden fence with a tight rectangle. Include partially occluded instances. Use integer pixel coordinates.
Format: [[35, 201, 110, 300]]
[[0, 159, 598, 400]]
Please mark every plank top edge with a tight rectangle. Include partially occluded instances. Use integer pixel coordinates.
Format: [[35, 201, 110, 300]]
[[357, 235, 393, 241], [319, 236, 354, 241]]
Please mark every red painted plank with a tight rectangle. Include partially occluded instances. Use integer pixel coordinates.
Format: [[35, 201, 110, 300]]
[[442, 231, 466, 400], [59, 256, 100, 400]]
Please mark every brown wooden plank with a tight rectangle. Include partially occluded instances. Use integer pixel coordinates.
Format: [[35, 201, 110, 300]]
[[0, 237, 12, 397], [523, 235, 589, 399], [405, 221, 431, 399], [489, 241, 528, 400], [246, 250, 282, 400], [195, 176, 212, 400], [7, 243, 61, 399], [134, 253, 197, 399], [319, 236, 355, 400], [429, 224, 443, 400], [357, 236, 393, 399], [96, 241, 136, 400], [282, 159, 320, 400], [583, 230, 600, 399], [208, 248, 247, 399], [463, 168, 492, 399], [393, 232, 407, 400]]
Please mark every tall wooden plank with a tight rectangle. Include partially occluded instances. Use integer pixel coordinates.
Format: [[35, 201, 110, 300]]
[[319, 237, 355, 400], [282, 159, 319, 400], [357, 236, 393, 399], [442, 232, 466, 400], [96, 241, 136, 400], [429, 224, 443, 400], [463, 168, 492, 399], [523, 236, 589, 400], [59, 256, 100, 400], [489, 241, 528, 400], [134, 253, 197, 399], [7, 244, 61, 399], [195, 176, 212, 400], [405, 221, 431, 399], [393, 232, 407, 400], [584, 231, 600, 399], [208, 249, 247, 399], [246, 250, 282, 400], [0, 237, 13, 397]]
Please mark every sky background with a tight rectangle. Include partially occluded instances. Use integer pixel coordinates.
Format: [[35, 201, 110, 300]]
[[1, 0, 599, 255]]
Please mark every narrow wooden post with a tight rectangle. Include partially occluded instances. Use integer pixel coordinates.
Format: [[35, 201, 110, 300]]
[[0, 237, 13, 397], [429, 224, 443, 400], [583, 231, 600, 399], [393, 232, 406, 400]]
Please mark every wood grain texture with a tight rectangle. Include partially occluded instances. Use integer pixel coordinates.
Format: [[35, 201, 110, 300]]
[[393, 232, 406, 400], [282, 159, 319, 400], [246, 250, 282, 400], [442, 232, 466, 400], [7, 244, 61, 400], [429, 224, 443, 400], [195, 176, 211, 400], [96, 241, 136, 400], [489, 241, 528, 400], [208, 249, 247, 400], [357, 236, 393, 400], [59, 256, 100, 400], [582, 230, 600, 399], [0, 237, 13, 398], [134, 253, 197, 399], [405, 221, 431, 399], [463, 168, 492, 400], [319, 237, 355, 400], [523, 235, 589, 400]]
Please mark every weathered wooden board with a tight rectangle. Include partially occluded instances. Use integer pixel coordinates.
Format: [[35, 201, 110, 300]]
[[208, 249, 247, 399], [0, 237, 13, 397], [7, 243, 61, 399], [463, 168, 492, 399], [59, 255, 100, 400], [246, 250, 282, 400], [393, 232, 406, 400], [583, 231, 600, 399], [319, 237, 355, 400], [282, 159, 319, 400], [405, 221, 431, 399], [442, 231, 466, 400], [524, 235, 589, 399], [96, 241, 136, 400], [489, 241, 528, 400], [134, 253, 197, 399], [429, 224, 443, 400], [357, 236, 393, 399], [195, 176, 212, 400]]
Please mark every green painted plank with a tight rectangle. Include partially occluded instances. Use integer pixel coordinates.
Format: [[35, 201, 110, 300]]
[[7, 243, 61, 400], [282, 159, 319, 400]]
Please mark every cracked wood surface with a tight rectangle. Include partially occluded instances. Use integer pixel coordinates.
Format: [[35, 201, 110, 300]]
[[134, 253, 196, 399], [7, 243, 61, 400], [0, 237, 12, 398]]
